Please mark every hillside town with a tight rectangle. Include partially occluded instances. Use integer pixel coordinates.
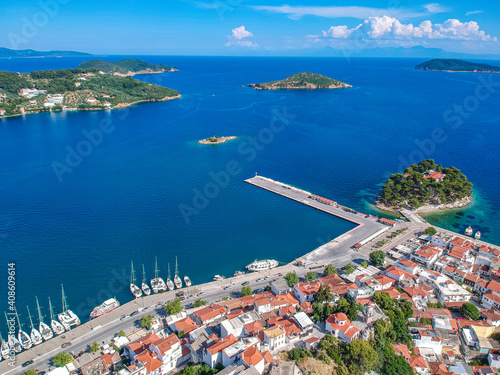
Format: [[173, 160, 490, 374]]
[[31, 229, 500, 375]]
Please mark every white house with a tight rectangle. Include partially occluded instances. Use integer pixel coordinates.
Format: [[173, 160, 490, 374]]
[[293, 282, 321, 303], [325, 313, 360, 343], [263, 326, 286, 351], [411, 329, 443, 354]]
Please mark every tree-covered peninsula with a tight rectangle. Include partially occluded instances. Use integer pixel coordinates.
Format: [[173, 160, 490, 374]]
[[0, 63, 179, 117], [415, 59, 500, 73], [77, 59, 178, 76], [377, 159, 473, 212], [248, 72, 351, 90]]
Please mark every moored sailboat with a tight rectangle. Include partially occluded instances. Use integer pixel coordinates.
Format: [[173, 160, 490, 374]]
[[465, 226, 473, 236], [48, 297, 65, 335], [15, 309, 32, 350], [130, 261, 142, 298], [0, 333, 10, 360], [174, 256, 182, 289], [26, 306, 42, 346], [184, 276, 192, 287], [141, 264, 151, 296], [4, 312, 22, 353], [150, 257, 167, 293], [57, 284, 80, 330], [36, 296, 53, 341], [166, 263, 174, 291]]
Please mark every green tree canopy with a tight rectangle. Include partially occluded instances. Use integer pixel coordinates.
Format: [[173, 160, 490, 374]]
[[424, 227, 437, 235], [164, 298, 183, 316], [193, 299, 207, 308], [118, 330, 126, 337], [90, 340, 100, 353], [370, 250, 385, 266], [140, 314, 154, 329], [241, 285, 253, 296], [23, 370, 38, 375], [305, 271, 318, 282], [460, 302, 479, 320], [323, 264, 337, 276], [343, 339, 379, 375], [284, 272, 299, 287], [53, 352, 73, 367], [343, 264, 355, 274]]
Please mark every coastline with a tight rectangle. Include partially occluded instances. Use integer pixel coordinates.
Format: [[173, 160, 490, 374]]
[[417, 68, 500, 73], [198, 136, 237, 145], [375, 196, 472, 215], [113, 68, 179, 77]]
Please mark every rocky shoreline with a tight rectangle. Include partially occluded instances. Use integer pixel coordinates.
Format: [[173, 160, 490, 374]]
[[113, 68, 179, 77], [247, 82, 352, 90], [375, 196, 473, 215], [198, 136, 237, 145]]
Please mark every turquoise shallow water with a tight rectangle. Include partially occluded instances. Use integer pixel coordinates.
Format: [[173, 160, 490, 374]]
[[0, 56, 499, 325]]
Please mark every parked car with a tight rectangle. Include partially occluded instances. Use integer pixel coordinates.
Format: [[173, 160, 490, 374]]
[[61, 342, 72, 348], [242, 281, 249, 286], [22, 360, 34, 367]]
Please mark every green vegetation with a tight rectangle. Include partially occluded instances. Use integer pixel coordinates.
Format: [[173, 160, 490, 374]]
[[0, 63, 179, 117], [288, 347, 313, 361], [53, 352, 73, 367], [241, 285, 253, 296], [250, 72, 351, 90], [285, 272, 299, 287], [343, 264, 355, 274], [118, 330, 126, 337], [305, 271, 318, 282], [90, 340, 100, 353], [361, 261, 368, 268], [314, 285, 333, 304], [164, 298, 184, 315], [424, 227, 437, 235], [416, 59, 500, 72], [180, 363, 218, 375], [370, 250, 386, 266], [378, 159, 472, 209], [323, 264, 337, 276], [427, 301, 444, 308], [193, 299, 207, 308], [420, 317, 432, 324], [460, 302, 479, 320], [22, 370, 38, 375], [78, 59, 177, 74], [140, 314, 154, 329]]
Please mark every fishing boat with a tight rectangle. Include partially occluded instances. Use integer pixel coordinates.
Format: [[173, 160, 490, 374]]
[[57, 284, 81, 330], [475, 231, 482, 240], [465, 226, 473, 236], [48, 297, 65, 335], [166, 263, 175, 291], [184, 276, 192, 287], [150, 257, 167, 293], [174, 256, 183, 289], [130, 261, 142, 298], [26, 306, 43, 346], [245, 259, 279, 272], [213, 275, 225, 281], [90, 298, 120, 318], [0, 333, 10, 360], [15, 309, 32, 350], [35, 296, 53, 341], [141, 264, 151, 296]]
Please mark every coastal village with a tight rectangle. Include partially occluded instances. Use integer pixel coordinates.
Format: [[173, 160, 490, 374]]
[[8, 176, 500, 375]]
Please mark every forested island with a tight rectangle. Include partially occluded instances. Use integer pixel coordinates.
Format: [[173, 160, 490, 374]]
[[77, 59, 178, 76], [248, 72, 351, 90], [415, 59, 500, 73], [198, 136, 237, 145], [0, 61, 179, 117], [377, 159, 473, 213], [0, 47, 91, 58]]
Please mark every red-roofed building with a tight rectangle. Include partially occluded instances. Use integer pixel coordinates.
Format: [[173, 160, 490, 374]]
[[192, 304, 226, 325], [276, 318, 302, 339], [170, 316, 200, 335], [241, 346, 265, 374], [325, 313, 360, 343], [261, 350, 275, 366], [481, 309, 500, 327], [293, 281, 321, 303], [424, 170, 446, 182], [263, 325, 286, 351], [392, 343, 411, 363], [483, 292, 500, 311], [385, 266, 415, 284], [379, 217, 396, 226], [409, 355, 429, 373], [411, 245, 443, 268], [203, 334, 238, 368], [304, 336, 320, 350]]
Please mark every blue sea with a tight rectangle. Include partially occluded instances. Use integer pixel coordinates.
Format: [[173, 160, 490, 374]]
[[1, 56, 499, 326]]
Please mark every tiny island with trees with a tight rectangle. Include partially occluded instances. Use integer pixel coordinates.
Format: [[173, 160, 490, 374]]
[[198, 136, 238, 145], [415, 59, 500, 73], [0, 59, 180, 118], [377, 159, 473, 213], [247, 72, 352, 90]]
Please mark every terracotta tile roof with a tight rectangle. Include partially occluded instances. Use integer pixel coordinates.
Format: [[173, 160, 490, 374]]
[[173, 317, 199, 334], [226, 308, 246, 320], [128, 333, 160, 354], [254, 291, 275, 300], [373, 274, 396, 287], [264, 325, 285, 339], [482, 309, 500, 322], [487, 280, 500, 294], [392, 343, 410, 359], [428, 362, 448, 374], [255, 298, 271, 307], [262, 350, 275, 365], [404, 286, 428, 298], [399, 259, 418, 268], [326, 313, 360, 339], [409, 355, 428, 369], [207, 334, 238, 355], [379, 217, 396, 225], [319, 274, 345, 287], [242, 346, 263, 367], [194, 304, 226, 323], [295, 281, 321, 296], [276, 318, 302, 337], [304, 337, 319, 344], [154, 334, 179, 354], [239, 295, 256, 306], [135, 350, 163, 373], [244, 320, 264, 335]]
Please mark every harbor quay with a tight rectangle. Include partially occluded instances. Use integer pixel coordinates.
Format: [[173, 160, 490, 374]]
[[5, 175, 499, 375]]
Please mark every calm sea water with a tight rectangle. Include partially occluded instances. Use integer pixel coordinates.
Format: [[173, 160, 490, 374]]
[[1, 56, 499, 326]]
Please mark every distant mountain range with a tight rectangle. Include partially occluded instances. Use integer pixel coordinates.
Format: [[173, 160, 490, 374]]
[[0, 47, 92, 58]]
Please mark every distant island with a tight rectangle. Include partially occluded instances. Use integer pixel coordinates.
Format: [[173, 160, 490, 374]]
[[0, 47, 91, 58], [198, 136, 237, 145], [77, 59, 178, 76], [248, 72, 351, 90], [0, 59, 180, 118], [415, 59, 500, 73], [376, 159, 473, 213]]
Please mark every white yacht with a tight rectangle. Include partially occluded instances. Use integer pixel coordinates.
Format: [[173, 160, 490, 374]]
[[90, 298, 120, 318], [465, 226, 473, 236], [166, 263, 175, 291], [36, 296, 53, 341], [26, 306, 43, 346], [213, 275, 225, 281], [141, 264, 151, 296], [184, 276, 192, 287], [57, 284, 81, 330], [0, 333, 10, 360], [150, 257, 167, 293], [15, 310, 32, 350], [48, 297, 65, 335], [130, 261, 142, 298], [246, 259, 279, 272], [174, 257, 183, 289], [475, 231, 482, 240]]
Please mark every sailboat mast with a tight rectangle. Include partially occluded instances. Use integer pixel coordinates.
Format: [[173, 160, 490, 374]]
[[168, 263, 171, 280], [175, 256, 179, 276], [15, 308, 22, 330], [49, 297, 56, 321], [154, 257, 159, 279], [142, 264, 146, 284], [61, 284, 68, 313], [131, 261, 136, 284], [36, 296, 44, 323], [27, 306, 35, 330]]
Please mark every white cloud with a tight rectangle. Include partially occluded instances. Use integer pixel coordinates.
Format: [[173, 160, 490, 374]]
[[311, 15, 496, 42], [252, 4, 439, 20], [423, 3, 450, 13], [226, 26, 259, 48], [466, 10, 484, 16]]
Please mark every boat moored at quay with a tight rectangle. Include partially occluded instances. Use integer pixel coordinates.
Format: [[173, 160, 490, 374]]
[[246, 259, 279, 272], [90, 298, 120, 319]]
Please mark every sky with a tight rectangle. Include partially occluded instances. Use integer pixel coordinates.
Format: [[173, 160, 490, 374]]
[[0, 0, 499, 56]]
